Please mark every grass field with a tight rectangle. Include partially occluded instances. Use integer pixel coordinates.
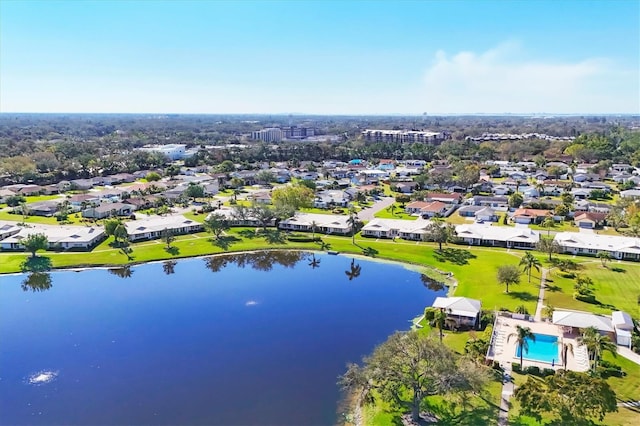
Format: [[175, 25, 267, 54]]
[[544, 260, 640, 316]]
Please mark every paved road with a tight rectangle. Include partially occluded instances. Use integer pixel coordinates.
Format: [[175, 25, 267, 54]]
[[357, 196, 395, 221]]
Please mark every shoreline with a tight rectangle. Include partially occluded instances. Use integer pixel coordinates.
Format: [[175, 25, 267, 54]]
[[2, 246, 458, 284]]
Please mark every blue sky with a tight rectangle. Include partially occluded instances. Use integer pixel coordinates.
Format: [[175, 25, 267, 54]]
[[1, 0, 638, 114]]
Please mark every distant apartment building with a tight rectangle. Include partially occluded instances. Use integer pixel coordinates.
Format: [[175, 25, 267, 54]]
[[251, 126, 316, 142], [251, 128, 283, 142], [137, 144, 193, 160], [361, 129, 445, 144]]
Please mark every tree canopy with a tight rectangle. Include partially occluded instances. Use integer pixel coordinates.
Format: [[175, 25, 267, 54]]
[[339, 331, 488, 422], [22, 233, 49, 258]]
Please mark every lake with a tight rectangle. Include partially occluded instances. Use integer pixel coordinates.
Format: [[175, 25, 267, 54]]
[[0, 251, 446, 425]]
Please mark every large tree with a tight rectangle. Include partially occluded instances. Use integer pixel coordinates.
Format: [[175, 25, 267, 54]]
[[22, 233, 49, 258], [497, 264, 521, 293], [508, 325, 535, 369], [204, 213, 230, 240], [339, 331, 488, 422], [514, 371, 617, 423], [271, 184, 314, 211], [425, 219, 452, 251], [519, 252, 541, 284], [536, 237, 561, 261]]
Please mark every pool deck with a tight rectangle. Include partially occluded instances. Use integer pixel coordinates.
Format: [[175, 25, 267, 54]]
[[488, 315, 590, 373]]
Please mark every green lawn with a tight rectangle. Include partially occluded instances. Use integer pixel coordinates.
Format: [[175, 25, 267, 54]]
[[0, 210, 84, 225], [544, 260, 640, 318], [373, 204, 417, 220]]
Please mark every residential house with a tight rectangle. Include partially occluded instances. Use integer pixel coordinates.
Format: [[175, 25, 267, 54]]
[[125, 215, 203, 242], [68, 194, 100, 210], [512, 208, 553, 224], [426, 192, 463, 205], [620, 189, 640, 199], [0, 188, 16, 203], [248, 191, 272, 204], [82, 202, 136, 219], [0, 220, 21, 240], [278, 213, 352, 235], [0, 224, 105, 251], [405, 201, 452, 218], [361, 218, 432, 241], [24, 201, 60, 217], [394, 182, 418, 194], [470, 195, 509, 210], [455, 224, 540, 249], [474, 207, 499, 222], [5, 184, 42, 196], [431, 297, 481, 329], [554, 232, 640, 260], [573, 212, 607, 229], [314, 190, 350, 208]]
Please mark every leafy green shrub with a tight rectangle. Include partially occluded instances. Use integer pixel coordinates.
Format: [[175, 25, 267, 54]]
[[524, 366, 541, 376], [512, 363, 522, 373]]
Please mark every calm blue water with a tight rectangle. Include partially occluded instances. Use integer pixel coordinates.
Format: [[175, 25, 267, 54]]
[[0, 252, 445, 425], [516, 333, 559, 364]]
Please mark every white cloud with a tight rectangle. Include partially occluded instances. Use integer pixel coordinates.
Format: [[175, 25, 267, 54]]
[[423, 42, 639, 114]]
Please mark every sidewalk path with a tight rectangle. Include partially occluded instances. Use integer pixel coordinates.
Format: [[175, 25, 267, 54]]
[[534, 269, 548, 322], [618, 346, 640, 366], [357, 197, 395, 221], [498, 364, 514, 426]]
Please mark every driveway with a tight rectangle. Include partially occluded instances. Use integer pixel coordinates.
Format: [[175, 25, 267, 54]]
[[357, 196, 396, 221]]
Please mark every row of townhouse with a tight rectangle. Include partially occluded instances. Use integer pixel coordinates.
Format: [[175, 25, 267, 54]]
[[0, 215, 205, 252], [0, 221, 107, 251], [553, 232, 640, 261]]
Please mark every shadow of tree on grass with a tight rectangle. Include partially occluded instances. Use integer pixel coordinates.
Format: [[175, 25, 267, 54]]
[[433, 248, 477, 265], [165, 246, 180, 256], [211, 235, 240, 251], [362, 246, 378, 257], [508, 291, 537, 302]]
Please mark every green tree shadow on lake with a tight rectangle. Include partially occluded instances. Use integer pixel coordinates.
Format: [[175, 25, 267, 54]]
[[21, 272, 53, 292]]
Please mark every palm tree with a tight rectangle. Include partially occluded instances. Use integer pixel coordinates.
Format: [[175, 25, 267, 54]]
[[541, 215, 555, 237], [308, 254, 321, 269], [578, 326, 617, 372], [310, 220, 318, 241], [597, 251, 612, 268], [508, 325, 536, 369], [519, 252, 541, 283], [433, 308, 449, 343], [347, 207, 358, 245], [345, 259, 362, 281], [555, 339, 574, 371]]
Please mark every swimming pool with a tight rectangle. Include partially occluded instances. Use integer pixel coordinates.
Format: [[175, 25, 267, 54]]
[[515, 333, 559, 364]]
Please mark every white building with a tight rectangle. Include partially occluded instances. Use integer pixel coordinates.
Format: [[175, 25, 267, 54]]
[[251, 128, 283, 143], [432, 297, 481, 329], [137, 144, 190, 160], [554, 232, 640, 261], [361, 218, 432, 241], [0, 224, 105, 251], [125, 215, 203, 241], [278, 213, 352, 235], [361, 129, 445, 144], [455, 224, 539, 249]]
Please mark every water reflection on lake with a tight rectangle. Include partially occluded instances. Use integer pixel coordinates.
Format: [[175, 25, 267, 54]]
[[0, 251, 446, 425]]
